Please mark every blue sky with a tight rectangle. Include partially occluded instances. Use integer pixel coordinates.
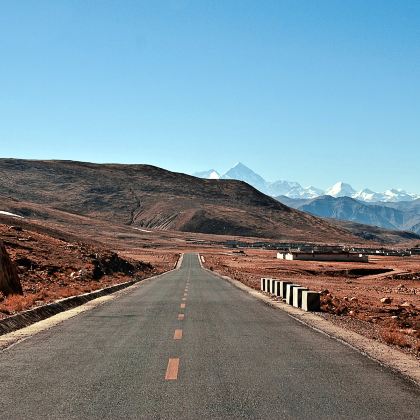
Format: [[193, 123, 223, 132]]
[[0, 0, 419, 192]]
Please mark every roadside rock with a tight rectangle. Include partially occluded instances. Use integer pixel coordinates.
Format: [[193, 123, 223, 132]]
[[401, 328, 417, 336], [380, 297, 392, 304], [91, 252, 153, 280], [0, 241, 23, 296], [9, 226, 23, 232], [70, 269, 89, 281]]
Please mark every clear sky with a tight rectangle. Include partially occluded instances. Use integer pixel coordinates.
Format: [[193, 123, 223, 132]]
[[0, 0, 419, 192]]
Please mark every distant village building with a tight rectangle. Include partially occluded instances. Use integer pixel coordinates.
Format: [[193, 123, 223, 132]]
[[410, 247, 420, 256], [277, 251, 369, 263]]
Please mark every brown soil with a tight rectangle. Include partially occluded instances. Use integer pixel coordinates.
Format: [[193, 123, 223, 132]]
[[201, 249, 420, 358]]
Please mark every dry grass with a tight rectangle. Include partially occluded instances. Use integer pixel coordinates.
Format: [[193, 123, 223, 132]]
[[1, 294, 37, 313], [0, 285, 95, 314], [380, 329, 411, 348]]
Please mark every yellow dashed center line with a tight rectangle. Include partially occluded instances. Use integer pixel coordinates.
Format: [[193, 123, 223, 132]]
[[165, 263, 194, 381], [165, 358, 180, 380]]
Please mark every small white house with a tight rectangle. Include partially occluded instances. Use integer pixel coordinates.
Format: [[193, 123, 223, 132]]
[[277, 251, 368, 263]]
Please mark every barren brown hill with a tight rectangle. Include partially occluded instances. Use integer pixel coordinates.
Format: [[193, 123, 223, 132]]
[[0, 158, 417, 244]]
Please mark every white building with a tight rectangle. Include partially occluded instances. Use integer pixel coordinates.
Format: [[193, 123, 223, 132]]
[[277, 252, 368, 263]]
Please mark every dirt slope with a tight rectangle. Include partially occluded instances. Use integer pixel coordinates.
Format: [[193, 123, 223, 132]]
[[0, 221, 178, 317]]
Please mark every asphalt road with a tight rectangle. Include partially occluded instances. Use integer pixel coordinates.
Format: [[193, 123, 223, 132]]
[[0, 253, 419, 419]]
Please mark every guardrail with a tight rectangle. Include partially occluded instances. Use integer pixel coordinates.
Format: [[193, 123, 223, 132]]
[[260, 278, 320, 312]]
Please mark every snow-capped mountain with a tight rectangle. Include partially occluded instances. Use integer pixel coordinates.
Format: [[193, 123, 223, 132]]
[[352, 188, 384, 202], [194, 163, 323, 199], [219, 163, 320, 198], [221, 162, 267, 192], [352, 188, 420, 203], [266, 180, 323, 198], [192, 163, 419, 203], [291, 185, 325, 199], [315, 183, 419, 202], [325, 182, 356, 198], [382, 189, 419, 202], [192, 169, 220, 180], [271, 184, 324, 199], [266, 180, 301, 196]]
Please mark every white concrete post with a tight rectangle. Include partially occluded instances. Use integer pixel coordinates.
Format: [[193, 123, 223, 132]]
[[285, 284, 300, 305], [280, 281, 292, 299], [270, 279, 277, 295], [273, 280, 281, 297], [292, 287, 309, 308], [301, 291, 321, 312], [266, 278, 271, 294]]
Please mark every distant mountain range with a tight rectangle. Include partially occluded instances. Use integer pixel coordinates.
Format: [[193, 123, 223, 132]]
[[194, 163, 323, 199], [277, 195, 420, 233], [193, 163, 420, 202], [193, 163, 420, 234], [276, 195, 420, 235]]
